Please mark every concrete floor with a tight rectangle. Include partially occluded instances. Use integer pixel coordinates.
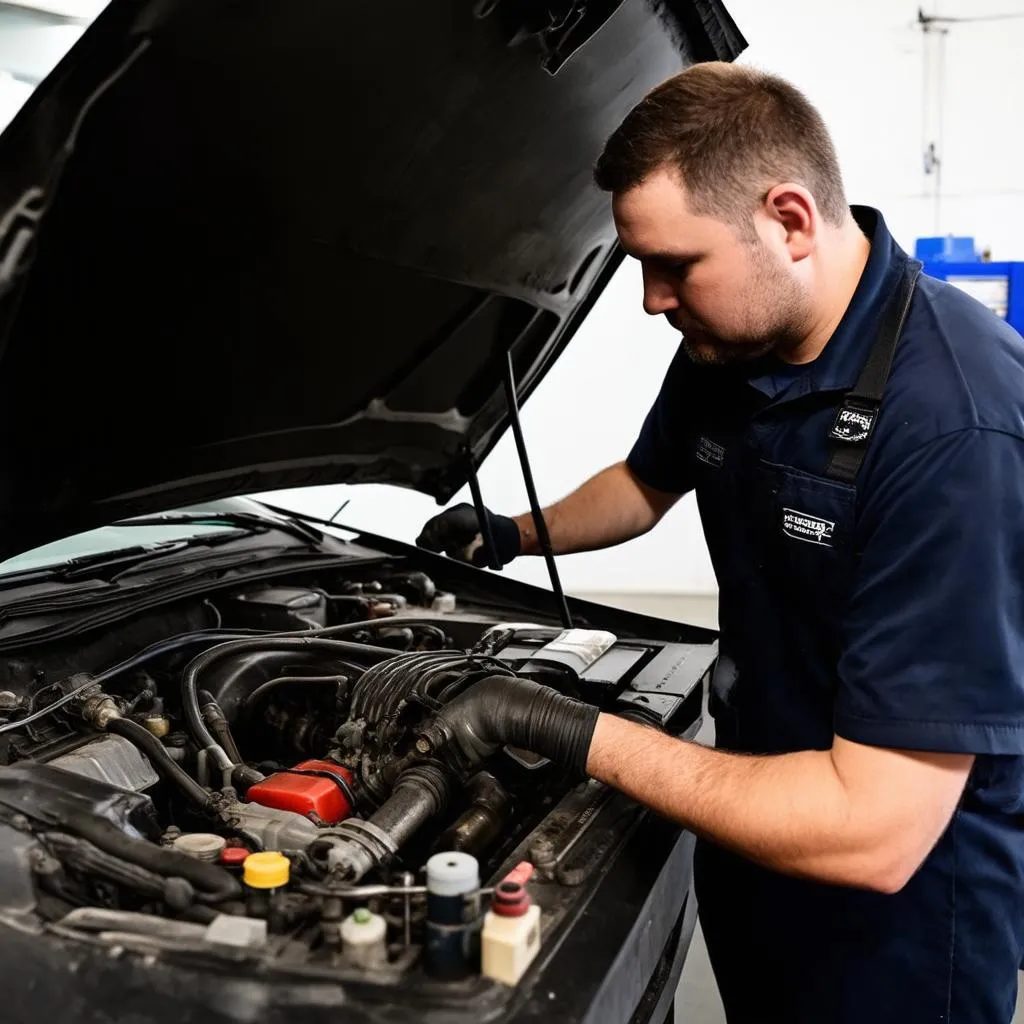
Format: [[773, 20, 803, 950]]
[[575, 592, 1024, 1024]]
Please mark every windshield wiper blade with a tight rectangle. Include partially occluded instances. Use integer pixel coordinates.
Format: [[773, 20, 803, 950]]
[[114, 511, 324, 545], [55, 530, 253, 582]]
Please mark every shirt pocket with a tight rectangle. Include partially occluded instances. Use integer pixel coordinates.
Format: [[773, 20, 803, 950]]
[[753, 459, 858, 631]]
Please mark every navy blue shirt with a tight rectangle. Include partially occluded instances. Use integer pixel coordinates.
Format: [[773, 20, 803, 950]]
[[628, 208, 1024, 1023]]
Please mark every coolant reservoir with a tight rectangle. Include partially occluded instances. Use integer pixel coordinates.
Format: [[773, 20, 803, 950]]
[[481, 868, 542, 986], [340, 908, 388, 969], [246, 759, 355, 824]]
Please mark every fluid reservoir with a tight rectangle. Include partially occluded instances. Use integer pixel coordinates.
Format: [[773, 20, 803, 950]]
[[424, 851, 481, 980], [340, 908, 388, 969], [481, 868, 542, 986], [242, 851, 290, 933]]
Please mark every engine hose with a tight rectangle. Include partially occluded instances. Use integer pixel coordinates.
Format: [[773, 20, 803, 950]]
[[181, 637, 397, 771], [241, 674, 352, 715], [43, 832, 169, 899], [61, 809, 241, 902], [418, 675, 601, 776], [198, 691, 246, 766], [176, 903, 219, 925], [105, 717, 216, 811]]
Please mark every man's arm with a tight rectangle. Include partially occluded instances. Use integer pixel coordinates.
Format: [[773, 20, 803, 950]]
[[513, 460, 680, 556], [419, 676, 972, 895], [586, 718, 972, 894], [416, 460, 681, 566], [419, 346, 694, 567]]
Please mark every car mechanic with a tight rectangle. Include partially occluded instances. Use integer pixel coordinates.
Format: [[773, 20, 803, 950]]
[[415, 63, 1024, 1023]]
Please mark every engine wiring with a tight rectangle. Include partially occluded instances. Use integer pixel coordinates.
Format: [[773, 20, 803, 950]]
[[0, 618, 455, 740], [0, 628, 270, 737]]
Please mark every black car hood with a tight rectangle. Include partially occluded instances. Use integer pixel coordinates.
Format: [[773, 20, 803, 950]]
[[0, 0, 743, 559]]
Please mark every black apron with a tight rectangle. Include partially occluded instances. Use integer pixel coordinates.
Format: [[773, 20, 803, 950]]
[[697, 259, 942, 1024], [708, 257, 922, 756]]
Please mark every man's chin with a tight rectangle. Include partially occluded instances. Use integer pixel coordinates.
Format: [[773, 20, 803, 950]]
[[682, 335, 777, 368]]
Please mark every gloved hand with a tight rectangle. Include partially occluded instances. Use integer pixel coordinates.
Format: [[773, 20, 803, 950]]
[[415, 503, 521, 568], [416, 675, 600, 776]]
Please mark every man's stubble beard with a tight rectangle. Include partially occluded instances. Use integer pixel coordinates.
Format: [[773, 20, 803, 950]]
[[680, 247, 813, 368]]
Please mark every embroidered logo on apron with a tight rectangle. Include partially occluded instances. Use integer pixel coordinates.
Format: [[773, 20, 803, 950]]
[[695, 435, 725, 468], [829, 406, 875, 444], [782, 508, 836, 547]]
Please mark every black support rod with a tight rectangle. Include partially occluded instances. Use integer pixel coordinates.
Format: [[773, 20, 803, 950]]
[[464, 447, 501, 571], [501, 350, 573, 629]]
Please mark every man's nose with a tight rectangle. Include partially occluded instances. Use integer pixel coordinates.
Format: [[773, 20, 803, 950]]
[[641, 269, 679, 317]]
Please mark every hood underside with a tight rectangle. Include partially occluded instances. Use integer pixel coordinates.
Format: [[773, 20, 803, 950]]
[[0, 0, 744, 558]]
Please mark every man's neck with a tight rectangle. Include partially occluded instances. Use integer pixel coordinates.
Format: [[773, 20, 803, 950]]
[[782, 216, 872, 366]]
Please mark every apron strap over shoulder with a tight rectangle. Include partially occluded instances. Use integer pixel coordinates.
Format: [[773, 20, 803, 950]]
[[824, 259, 923, 484]]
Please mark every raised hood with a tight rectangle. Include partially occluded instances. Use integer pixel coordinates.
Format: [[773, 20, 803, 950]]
[[0, 0, 744, 558]]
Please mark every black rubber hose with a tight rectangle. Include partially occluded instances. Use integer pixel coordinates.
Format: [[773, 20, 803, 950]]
[[198, 691, 246, 766], [105, 718, 216, 811], [177, 903, 219, 925], [241, 674, 351, 714], [62, 809, 241, 902], [418, 675, 600, 776], [181, 636, 398, 770], [43, 832, 169, 899]]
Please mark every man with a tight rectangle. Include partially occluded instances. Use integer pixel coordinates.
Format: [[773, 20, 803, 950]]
[[416, 63, 1024, 1023]]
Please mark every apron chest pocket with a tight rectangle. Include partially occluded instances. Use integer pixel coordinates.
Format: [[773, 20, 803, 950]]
[[754, 461, 858, 627]]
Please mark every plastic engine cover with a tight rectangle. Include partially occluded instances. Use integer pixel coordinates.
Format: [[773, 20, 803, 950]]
[[246, 760, 355, 824]]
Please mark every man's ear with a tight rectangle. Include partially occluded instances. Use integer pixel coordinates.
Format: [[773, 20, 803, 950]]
[[761, 183, 817, 262]]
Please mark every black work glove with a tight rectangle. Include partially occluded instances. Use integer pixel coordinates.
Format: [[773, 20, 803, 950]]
[[415, 503, 521, 568], [416, 675, 600, 776]]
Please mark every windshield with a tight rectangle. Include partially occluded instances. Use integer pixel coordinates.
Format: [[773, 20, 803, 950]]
[[0, 497, 269, 576]]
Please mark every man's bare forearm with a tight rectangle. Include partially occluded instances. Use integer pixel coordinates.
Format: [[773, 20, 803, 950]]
[[513, 461, 680, 556], [585, 715, 972, 894]]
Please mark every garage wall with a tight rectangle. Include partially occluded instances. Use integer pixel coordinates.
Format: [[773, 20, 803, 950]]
[[260, 0, 1024, 596]]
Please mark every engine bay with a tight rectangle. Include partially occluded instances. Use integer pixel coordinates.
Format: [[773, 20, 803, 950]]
[[0, 558, 715, 1001]]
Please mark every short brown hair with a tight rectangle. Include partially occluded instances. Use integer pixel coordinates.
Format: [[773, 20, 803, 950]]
[[594, 62, 848, 228]]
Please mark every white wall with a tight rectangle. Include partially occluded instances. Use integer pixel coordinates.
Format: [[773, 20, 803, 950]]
[[262, 0, 1024, 596], [731, 0, 1024, 260]]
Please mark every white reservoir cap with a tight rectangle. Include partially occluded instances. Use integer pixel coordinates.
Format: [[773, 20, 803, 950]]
[[426, 851, 480, 896], [340, 907, 387, 947]]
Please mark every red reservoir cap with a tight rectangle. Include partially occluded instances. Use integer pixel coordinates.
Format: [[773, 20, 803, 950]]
[[492, 880, 531, 917], [220, 846, 250, 867]]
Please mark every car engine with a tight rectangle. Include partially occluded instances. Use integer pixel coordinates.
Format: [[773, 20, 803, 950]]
[[0, 564, 714, 994]]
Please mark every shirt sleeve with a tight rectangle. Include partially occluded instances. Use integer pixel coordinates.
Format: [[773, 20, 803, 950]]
[[835, 427, 1024, 755], [626, 346, 696, 496]]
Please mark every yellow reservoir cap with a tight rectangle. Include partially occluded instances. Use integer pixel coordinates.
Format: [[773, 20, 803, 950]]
[[243, 851, 290, 889]]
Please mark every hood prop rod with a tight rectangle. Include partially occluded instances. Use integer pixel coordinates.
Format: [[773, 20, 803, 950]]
[[500, 350, 572, 629], [465, 450, 502, 572]]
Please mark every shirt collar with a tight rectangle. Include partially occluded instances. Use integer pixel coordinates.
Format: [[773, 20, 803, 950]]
[[747, 206, 910, 401]]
